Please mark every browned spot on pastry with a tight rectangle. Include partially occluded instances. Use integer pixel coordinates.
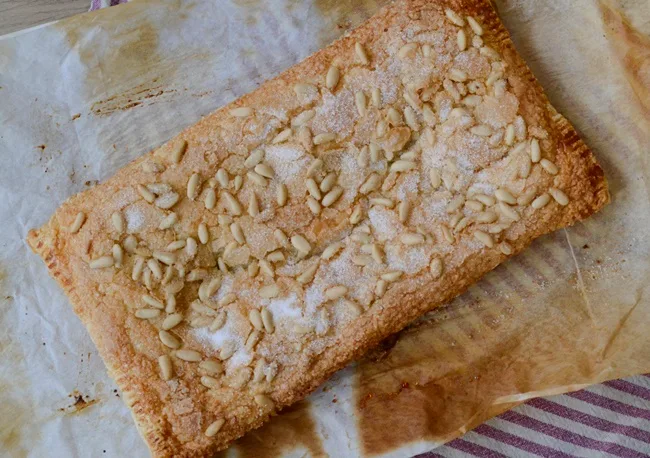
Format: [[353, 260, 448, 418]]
[[229, 401, 325, 458]]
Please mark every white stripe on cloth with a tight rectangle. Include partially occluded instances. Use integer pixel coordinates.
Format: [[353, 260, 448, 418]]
[[436, 378, 650, 457], [491, 415, 599, 457], [630, 376, 650, 391], [498, 405, 642, 457], [433, 447, 476, 458], [449, 430, 541, 458], [552, 391, 650, 431], [521, 404, 650, 455], [586, 383, 650, 411]]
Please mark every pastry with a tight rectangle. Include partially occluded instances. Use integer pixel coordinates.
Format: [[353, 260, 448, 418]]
[[27, 0, 609, 455]]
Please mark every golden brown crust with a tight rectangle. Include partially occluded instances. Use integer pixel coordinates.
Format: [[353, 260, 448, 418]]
[[27, 0, 608, 456]]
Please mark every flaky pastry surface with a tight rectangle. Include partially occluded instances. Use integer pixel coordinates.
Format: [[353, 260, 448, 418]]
[[28, 0, 608, 455]]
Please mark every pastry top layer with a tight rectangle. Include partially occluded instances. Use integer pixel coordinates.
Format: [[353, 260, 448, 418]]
[[28, 0, 608, 456]]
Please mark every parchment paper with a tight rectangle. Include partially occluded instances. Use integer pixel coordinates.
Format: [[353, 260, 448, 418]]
[[1, 0, 649, 456]]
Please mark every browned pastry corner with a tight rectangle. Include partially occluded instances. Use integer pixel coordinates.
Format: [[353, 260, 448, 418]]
[[27, 0, 609, 456]]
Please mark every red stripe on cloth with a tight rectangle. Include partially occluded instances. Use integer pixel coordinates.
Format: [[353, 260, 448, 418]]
[[413, 452, 448, 458], [500, 410, 647, 458], [445, 438, 509, 457], [605, 379, 650, 403], [568, 390, 650, 421], [474, 423, 575, 457], [528, 398, 650, 444]]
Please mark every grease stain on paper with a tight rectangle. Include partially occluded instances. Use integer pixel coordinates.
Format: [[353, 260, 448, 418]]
[[0, 380, 30, 458], [90, 80, 177, 116], [53, 2, 196, 116], [312, 0, 388, 47], [58, 390, 100, 415], [353, 307, 511, 456], [228, 401, 325, 458], [59, 17, 164, 84], [0, 336, 34, 458], [599, 0, 650, 116], [352, 227, 623, 456]]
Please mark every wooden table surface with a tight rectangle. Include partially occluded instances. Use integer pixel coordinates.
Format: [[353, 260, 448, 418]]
[[0, 0, 89, 36]]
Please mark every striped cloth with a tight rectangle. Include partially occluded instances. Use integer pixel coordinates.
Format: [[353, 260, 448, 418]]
[[86, 1, 650, 456], [90, 0, 128, 10], [433, 377, 650, 457]]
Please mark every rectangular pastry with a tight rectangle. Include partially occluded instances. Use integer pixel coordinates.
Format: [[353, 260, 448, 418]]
[[27, 0, 609, 455]]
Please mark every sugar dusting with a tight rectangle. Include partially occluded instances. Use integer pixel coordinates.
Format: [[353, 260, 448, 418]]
[[264, 144, 309, 183], [310, 247, 375, 308], [369, 207, 401, 242], [124, 205, 144, 233], [312, 89, 356, 139], [417, 195, 449, 224], [191, 314, 252, 370], [304, 283, 326, 313], [468, 180, 496, 196], [126, 10, 547, 393], [243, 222, 277, 259], [453, 48, 491, 80], [385, 244, 431, 274], [422, 141, 450, 171], [266, 293, 302, 320], [228, 347, 253, 369], [110, 188, 133, 211], [193, 323, 237, 350], [395, 173, 420, 201]]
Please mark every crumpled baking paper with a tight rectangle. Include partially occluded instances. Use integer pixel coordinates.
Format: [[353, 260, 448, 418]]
[[0, 0, 649, 456]]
